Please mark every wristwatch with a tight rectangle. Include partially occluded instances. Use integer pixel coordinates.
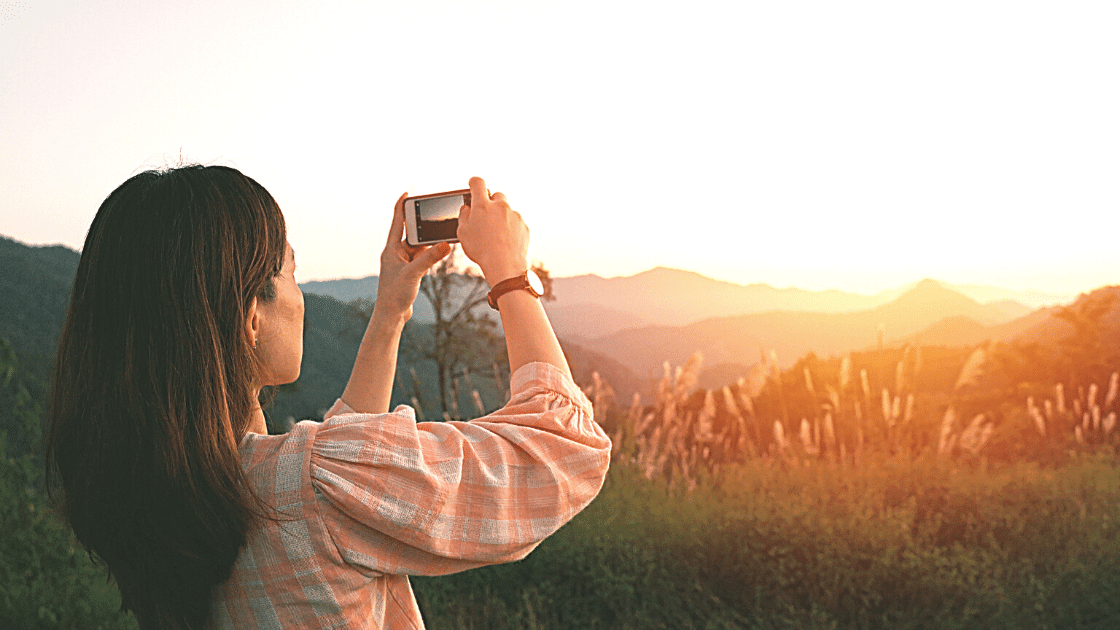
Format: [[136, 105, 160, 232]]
[[487, 269, 544, 310]]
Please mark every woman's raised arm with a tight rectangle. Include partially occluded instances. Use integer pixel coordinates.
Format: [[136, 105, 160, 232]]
[[339, 194, 450, 414], [456, 176, 572, 379]]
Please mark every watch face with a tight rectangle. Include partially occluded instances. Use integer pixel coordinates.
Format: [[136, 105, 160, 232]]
[[527, 269, 544, 296]]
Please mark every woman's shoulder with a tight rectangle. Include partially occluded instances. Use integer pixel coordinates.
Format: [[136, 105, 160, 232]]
[[237, 418, 325, 470]]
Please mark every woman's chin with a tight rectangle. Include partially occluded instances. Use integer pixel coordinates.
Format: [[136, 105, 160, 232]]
[[262, 366, 301, 388]]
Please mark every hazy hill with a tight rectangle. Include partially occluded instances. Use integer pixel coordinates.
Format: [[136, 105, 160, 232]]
[[905, 284, 1120, 353], [299, 276, 380, 305], [0, 232, 1098, 434], [584, 279, 1033, 390], [1005, 286, 1120, 368], [0, 236, 81, 457], [0, 236, 80, 380], [549, 267, 896, 327], [545, 303, 650, 341], [908, 307, 1061, 348], [300, 275, 440, 323], [302, 267, 1063, 340]]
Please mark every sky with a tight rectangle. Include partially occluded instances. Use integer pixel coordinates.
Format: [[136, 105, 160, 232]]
[[1, 0, 1118, 299]]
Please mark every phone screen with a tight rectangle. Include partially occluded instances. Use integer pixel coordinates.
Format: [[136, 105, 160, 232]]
[[415, 193, 468, 243]]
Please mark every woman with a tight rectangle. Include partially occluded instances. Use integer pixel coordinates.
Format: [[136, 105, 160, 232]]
[[47, 166, 611, 629]]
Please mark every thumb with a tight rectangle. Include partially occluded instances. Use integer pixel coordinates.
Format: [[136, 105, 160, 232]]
[[408, 242, 452, 275]]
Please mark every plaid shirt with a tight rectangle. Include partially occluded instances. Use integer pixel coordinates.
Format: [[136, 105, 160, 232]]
[[209, 362, 611, 629]]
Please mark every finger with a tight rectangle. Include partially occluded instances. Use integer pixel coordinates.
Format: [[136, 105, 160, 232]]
[[468, 177, 487, 207], [387, 192, 408, 246], [490, 191, 507, 204], [407, 241, 452, 274]]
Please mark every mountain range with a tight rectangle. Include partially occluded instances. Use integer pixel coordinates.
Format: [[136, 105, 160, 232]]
[[298, 265, 1099, 399], [579, 280, 1044, 389], [2, 233, 1110, 425], [302, 266, 1070, 338]]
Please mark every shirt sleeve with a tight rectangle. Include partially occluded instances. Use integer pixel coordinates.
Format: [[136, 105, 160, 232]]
[[309, 361, 611, 577]]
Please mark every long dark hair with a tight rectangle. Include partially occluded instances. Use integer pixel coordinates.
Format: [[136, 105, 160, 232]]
[[46, 165, 287, 629]]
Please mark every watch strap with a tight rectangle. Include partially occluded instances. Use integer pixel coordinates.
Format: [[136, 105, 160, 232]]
[[487, 273, 538, 310]]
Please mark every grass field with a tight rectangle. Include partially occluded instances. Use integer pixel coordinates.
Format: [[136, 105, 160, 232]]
[[6, 331, 1120, 628], [412, 451, 1120, 629]]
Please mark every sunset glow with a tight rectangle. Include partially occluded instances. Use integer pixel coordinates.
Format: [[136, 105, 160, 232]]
[[2, 0, 1118, 297]]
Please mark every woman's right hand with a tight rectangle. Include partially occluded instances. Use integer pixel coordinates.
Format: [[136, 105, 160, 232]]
[[375, 193, 452, 324], [457, 177, 530, 287]]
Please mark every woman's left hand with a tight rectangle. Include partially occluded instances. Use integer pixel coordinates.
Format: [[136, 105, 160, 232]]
[[374, 193, 452, 324]]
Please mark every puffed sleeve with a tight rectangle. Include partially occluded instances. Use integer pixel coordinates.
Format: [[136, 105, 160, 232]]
[[309, 361, 611, 577]]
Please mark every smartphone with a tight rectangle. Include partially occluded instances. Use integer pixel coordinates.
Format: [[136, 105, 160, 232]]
[[404, 189, 471, 246]]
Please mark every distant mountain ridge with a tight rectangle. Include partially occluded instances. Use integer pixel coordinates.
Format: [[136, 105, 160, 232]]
[[0, 233, 1098, 420], [0, 235, 80, 378], [587, 279, 1030, 384], [300, 266, 1068, 338], [297, 267, 1069, 400]]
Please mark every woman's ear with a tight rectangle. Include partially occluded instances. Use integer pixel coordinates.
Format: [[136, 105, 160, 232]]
[[245, 297, 260, 349]]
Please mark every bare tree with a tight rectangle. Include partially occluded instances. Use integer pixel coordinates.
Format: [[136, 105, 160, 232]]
[[406, 246, 554, 419]]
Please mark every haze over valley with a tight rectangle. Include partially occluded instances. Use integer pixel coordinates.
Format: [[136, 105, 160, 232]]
[[299, 263, 1086, 399], [1, 233, 1110, 421]]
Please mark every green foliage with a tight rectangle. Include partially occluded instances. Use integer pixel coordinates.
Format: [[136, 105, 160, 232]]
[[0, 336, 45, 467], [0, 435, 137, 629], [414, 454, 1120, 629], [414, 465, 750, 629], [0, 236, 79, 414], [0, 339, 136, 629]]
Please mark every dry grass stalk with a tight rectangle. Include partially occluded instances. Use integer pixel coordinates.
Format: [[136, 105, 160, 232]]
[[586, 372, 616, 417], [954, 347, 987, 391], [734, 380, 756, 416], [450, 376, 461, 419], [823, 411, 837, 452], [938, 407, 956, 455], [614, 353, 747, 486], [804, 368, 817, 401], [1027, 397, 1046, 436], [958, 413, 992, 455], [839, 354, 852, 392], [409, 367, 426, 414], [411, 397, 426, 421], [492, 361, 509, 404], [799, 418, 817, 455], [740, 355, 770, 399], [773, 420, 787, 452], [826, 385, 841, 419], [605, 342, 1120, 485], [471, 390, 486, 417]]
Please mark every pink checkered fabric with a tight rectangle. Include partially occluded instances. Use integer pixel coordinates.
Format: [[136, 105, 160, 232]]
[[209, 362, 611, 629]]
